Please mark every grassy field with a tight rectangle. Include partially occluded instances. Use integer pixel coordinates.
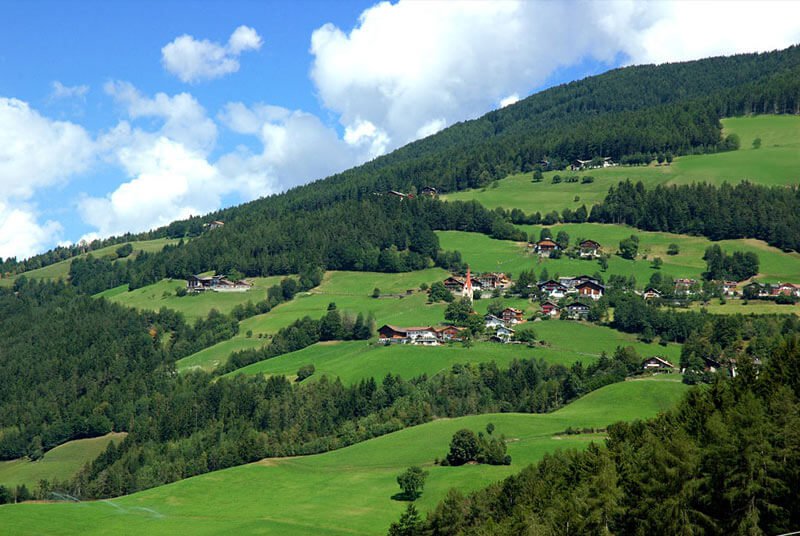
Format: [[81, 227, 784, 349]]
[[437, 226, 800, 284], [0, 433, 126, 489], [0, 378, 688, 536], [102, 276, 287, 321], [227, 319, 681, 384], [442, 115, 800, 215], [685, 300, 799, 316], [0, 238, 180, 287]]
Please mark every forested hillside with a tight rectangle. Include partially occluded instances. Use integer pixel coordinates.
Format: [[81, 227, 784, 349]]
[[4, 45, 800, 279], [412, 336, 800, 536]]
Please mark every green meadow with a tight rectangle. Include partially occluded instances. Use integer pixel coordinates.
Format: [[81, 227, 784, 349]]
[[437, 226, 800, 284], [0, 433, 126, 489], [0, 378, 688, 536], [0, 238, 180, 287], [102, 276, 286, 321], [175, 269, 450, 372], [442, 115, 800, 215], [227, 320, 681, 384]]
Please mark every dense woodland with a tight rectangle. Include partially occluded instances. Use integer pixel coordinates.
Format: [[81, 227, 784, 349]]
[[590, 180, 800, 251], [4, 45, 800, 280], [404, 336, 800, 536]]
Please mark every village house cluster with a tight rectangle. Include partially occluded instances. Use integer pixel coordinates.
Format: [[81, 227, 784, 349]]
[[532, 238, 602, 259]]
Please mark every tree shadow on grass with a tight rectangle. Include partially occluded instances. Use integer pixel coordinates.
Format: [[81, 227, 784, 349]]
[[391, 492, 420, 502]]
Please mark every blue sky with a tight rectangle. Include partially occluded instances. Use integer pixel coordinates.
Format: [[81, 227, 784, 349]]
[[2, 0, 800, 260]]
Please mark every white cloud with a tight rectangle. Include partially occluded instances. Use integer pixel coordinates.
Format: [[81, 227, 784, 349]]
[[616, 1, 800, 65], [0, 98, 91, 259], [219, 102, 363, 191], [104, 81, 217, 153], [0, 98, 93, 200], [500, 94, 519, 108], [0, 202, 62, 260], [51, 81, 89, 100], [161, 25, 263, 83], [79, 137, 222, 237], [310, 0, 800, 159]]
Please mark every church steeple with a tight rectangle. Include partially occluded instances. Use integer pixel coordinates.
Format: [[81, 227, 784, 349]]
[[462, 265, 474, 303]]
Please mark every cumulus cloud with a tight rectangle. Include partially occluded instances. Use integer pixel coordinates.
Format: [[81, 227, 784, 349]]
[[218, 101, 363, 192], [0, 98, 93, 199], [310, 0, 800, 157], [51, 81, 89, 100], [0, 202, 62, 260], [104, 80, 217, 153], [0, 98, 91, 259], [616, 1, 800, 65], [161, 25, 263, 83], [79, 137, 222, 236]]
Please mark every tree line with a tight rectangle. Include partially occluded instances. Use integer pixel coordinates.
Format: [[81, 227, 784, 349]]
[[403, 335, 800, 535], [589, 180, 800, 252]]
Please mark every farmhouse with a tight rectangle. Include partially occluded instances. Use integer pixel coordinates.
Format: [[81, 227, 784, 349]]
[[674, 278, 698, 295], [579, 240, 602, 259], [377, 325, 441, 345], [484, 314, 506, 329], [538, 280, 569, 299], [186, 275, 251, 293], [477, 272, 511, 289], [642, 287, 662, 300], [204, 220, 225, 230], [744, 281, 770, 298], [575, 280, 605, 300], [564, 302, 590, 319], [722, 281, 739, 297], [642, 356, 675, 372], [436, 325, 465, 342], [570, 157, 615, 171], [771, 282, 800, 297], [420, 186, 438, 197], [541, 301, 560, 317], [534, 239, 559, 257], [492, 325, 515, 343], [501, 307, 524, 325]]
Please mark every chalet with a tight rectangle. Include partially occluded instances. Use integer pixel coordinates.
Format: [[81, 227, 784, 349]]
[[492, 325, 515, 343], [377, 325, 441, 345], [443, 276, 466, 293], [744, 281, 769, 298], [570, 157, 615, 171], [642, 356, 675, 372], [564, 302, 590, 319], [722, 281, 739, 297], [771, 282, 800, 297], [484, 314, 506, 329], [204, 220, 225, 230], [537, 158, 551, 168], [538, 280, 569, 299], [187, 274, 251, 293], [387, 190, 409, 199], [420, 186, 438, 197], [541, 301, 560, 317], [501, 307, 524, 325], [674, 278, 698, 295], [642, 287, 662, 300], [378, 324, 410, 343], [477, 272, 511, 289], [436, 325, 464, 342], [579, 240, 602, 259], [534, 239, 559, 257], [575, 280, 605, 300]]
